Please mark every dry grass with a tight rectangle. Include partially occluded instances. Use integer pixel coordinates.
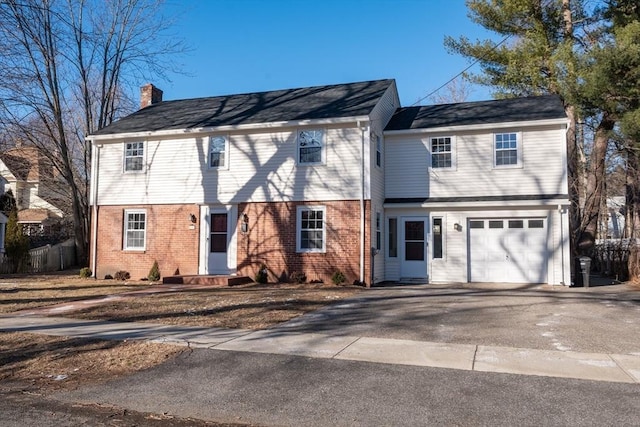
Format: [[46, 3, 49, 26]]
[[0, 270, 154, 314], [71, 283, 362, 329], [1, 272, 362, 393], [0, 332, 181, 393]]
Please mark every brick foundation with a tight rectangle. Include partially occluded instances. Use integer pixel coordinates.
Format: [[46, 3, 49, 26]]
[[237, 200, 370, 285], [94, 204, 200, 280]]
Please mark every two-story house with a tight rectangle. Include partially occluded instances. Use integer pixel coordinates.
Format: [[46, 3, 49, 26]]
[[0, 146, 65, 236], [88, 79, 571, 286]]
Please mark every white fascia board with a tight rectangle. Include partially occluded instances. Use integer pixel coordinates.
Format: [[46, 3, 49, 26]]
[[384, 198, 570, 210], [383, 118, 568, 136], [88, 116, 370, 142]]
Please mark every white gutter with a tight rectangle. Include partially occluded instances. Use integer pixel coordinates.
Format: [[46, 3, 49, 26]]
[[383, 118, 568, 136], [89, 115, 371, 142], [357, 120, 368, 284], [90, 140, 100, 278], [384, 198, 571, 210]]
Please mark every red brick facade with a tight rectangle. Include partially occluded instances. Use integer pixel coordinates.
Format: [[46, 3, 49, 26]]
[[94, 200, 370, 285], [237, 200, 370, 285], [94, 204, 200, 280]]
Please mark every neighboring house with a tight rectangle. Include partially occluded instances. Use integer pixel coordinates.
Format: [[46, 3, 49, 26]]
[[0, 146, 64, 236], [88, 80, 571, 285]]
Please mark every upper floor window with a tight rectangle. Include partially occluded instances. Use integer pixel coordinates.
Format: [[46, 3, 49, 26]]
[[123, 209, 146, 250], [375, 134, 382, 167], [298, 129, 324, 165], [494, 133, 520, 167], [430, 137, 453, 169], [209, 136, 228, 169], [124, 142, 144, 172], [297, 206, 325, 252]]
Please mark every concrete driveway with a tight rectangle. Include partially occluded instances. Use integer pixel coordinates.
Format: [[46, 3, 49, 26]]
[[271, 282, 640, 355]]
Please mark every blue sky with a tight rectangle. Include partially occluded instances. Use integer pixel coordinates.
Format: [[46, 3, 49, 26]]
[[160, 0, 497, 105]]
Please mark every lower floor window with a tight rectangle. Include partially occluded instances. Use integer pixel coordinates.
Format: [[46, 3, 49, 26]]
[[297, 206, 325, 252], [124, 210, 146, 250]]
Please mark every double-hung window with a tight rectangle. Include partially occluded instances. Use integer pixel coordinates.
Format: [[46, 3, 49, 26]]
[[209, 136, 228, 169], [494, 133, 520, 167], [124, 142, 144, 172], [297, 129, 324, 165], [430, 137, 453, 169], [124, 210, 146, 250], [297, 206, 325, 252]]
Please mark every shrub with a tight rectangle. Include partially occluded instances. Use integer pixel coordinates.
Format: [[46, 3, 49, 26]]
[[148, 260, 161, 281], [114, 270, 130, 281], [104, 274, 113, 280], [79, 267, 92, 278], [5, 206, 29, 273], [290, 271, 307, 284], [331, 270, 346, 286], [255, 264, 268, 284]]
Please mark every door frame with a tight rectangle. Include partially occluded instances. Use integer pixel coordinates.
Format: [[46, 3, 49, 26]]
[[198, 205, 237, 275], [399, 216, 429, 279]]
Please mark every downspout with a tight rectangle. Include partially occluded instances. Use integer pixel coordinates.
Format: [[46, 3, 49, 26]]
[[559, 204, 565, 286], [90, 141, 101, 278], [358, 121, 367, 285]]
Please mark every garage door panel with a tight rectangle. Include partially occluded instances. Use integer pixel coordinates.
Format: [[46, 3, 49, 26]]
[[469, 218, 547, 284]]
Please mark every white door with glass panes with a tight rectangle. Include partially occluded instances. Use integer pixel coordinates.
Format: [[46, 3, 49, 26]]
[[400, 217, 429, 279], [200, 206, 230, 275]]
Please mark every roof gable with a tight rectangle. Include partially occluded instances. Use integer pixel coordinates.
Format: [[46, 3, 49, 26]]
[[94, 79, 395, 136], [385, 95, 566, 131]]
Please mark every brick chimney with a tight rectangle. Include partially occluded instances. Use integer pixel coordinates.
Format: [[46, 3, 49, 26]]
[[140, 83, 163, 109]]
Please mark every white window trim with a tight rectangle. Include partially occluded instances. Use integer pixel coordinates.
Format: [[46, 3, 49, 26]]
[[123, 141, 146, 173], [296, 205, 326, 253], [432, 216, 444, 260], [208, 135, 230, 170], [493, 131, 523, 169], [296, 129, 326, 166], [375, 211, 382, 250], [374, 133, 382, 168], [123, 209, 147, 251], [428, 135, 456, 170], [387, 216, 398, 259]]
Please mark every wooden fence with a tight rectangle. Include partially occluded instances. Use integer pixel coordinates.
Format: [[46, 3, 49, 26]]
[[0, 239, 76, 274]]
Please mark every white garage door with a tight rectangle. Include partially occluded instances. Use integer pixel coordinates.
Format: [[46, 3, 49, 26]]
[[469, 218, 548, 283]]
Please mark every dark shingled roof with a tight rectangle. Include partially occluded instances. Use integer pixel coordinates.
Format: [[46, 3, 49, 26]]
[[94, 79, 395, 136], [385, 95, 566, 131]]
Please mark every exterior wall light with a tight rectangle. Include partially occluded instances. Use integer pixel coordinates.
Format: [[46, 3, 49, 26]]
[[454, 223, 462, 232], [241, 214, 249, 234]]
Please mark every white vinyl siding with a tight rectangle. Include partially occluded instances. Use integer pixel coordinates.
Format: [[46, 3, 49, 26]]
[[385, 125, 567, 200], [96, 127, 368, 205]]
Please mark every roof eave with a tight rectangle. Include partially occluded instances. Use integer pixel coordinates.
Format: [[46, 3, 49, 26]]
[[384, 197, 570, 210], [384, 117, 568, 136], [88, 115, 371, 142]]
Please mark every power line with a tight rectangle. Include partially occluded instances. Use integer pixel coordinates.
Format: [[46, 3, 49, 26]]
[[410, 34, 512, 106]]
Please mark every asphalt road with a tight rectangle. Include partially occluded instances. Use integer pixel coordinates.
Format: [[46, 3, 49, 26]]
[[59, 348, 640, 427]]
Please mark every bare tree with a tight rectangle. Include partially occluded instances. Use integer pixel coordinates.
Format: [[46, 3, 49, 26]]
[[429, 76, 474, 105], [0, 0, 185, 264]]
